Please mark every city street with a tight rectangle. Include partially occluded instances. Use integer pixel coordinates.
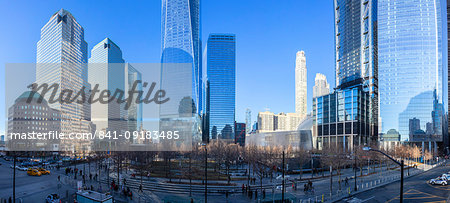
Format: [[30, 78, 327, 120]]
[[0, 159, 76, 202], [338, 164, 450, 203]]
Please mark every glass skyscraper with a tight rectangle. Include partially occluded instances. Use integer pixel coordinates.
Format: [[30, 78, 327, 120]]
[[313, 86, 371, 151], [89, 38, 126, 133], [89, 38, 143, 139], [334, 0, 378, 138], [378, 0, 445, 142], [205, 34, 236, 140], [36, 9, 91, 151], [161, 0, 202, 115], [126, 64, 143, 135], [312, 0, 378, 151]]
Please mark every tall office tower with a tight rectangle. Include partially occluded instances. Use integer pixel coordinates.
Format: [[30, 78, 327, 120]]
[[245, 108, 252, 133], [89, 39, 143, 144], [161, 0, 202, 114], [447, 0, 450, 150], [313, 73, 330, 98], [257, 111, 275, 132], [126, 64, 143, 134], [36, 9, 90, 151], [379, 0, 445, 142], [295, 51, 307, 117], [88, 38, 126, 133], [205, 34, 236, 140], [313, 0, 377, 152], [334, 0, 378, 138]]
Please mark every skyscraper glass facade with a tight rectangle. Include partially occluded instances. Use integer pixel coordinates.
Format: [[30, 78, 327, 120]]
[[161, 0, 202, 114], [206, 34, 236, 140], [313, 85, 370, 152], [89, 38, 126, 133], [334, 0, 378, 139], [312, 0, 378, 151], [89, 39, 143, 140], [126, 64, 143, 134], [378, 0, 445, 141]]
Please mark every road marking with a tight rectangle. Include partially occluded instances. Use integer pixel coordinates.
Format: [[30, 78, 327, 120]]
[[427, 183, 450, 191], [386, 189, 446, 203], [361, 196, 374, 202]]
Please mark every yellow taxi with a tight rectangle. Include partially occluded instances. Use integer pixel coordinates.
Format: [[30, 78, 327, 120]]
[[27, 168, 41, 176], [38, 168, 50, 175]]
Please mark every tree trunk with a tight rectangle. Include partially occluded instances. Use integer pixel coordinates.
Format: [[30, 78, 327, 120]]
[[299, 165, 303, 180], [169, 157, 172, 182], [338, 168, 341, 190]]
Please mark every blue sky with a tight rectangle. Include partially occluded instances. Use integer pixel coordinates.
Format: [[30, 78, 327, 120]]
[[0, 0, 335, 134]]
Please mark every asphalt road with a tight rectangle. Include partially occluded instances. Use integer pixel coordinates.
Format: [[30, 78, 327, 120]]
[[338, 164, 450, 203], [0, 159, 77, 202]]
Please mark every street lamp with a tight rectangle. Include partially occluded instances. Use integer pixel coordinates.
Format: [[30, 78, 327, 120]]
[[363, 147, 404, 203], [352, 153, 357, 191], [282, 150, 285, 203], [202, 143, 208, 203]]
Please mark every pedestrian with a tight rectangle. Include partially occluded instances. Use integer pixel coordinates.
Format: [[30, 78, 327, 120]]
[[89, 173, 92, 180], [139, 184, 143, 192], [58, 175, 60, 182], [128, 187, 133, 200], [345, 177, 349, 186], [123, 187, 127, 196], [308, 180, 313, 188]]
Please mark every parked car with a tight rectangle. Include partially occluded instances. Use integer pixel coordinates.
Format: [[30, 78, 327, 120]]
[[430, 177, 447, 185]]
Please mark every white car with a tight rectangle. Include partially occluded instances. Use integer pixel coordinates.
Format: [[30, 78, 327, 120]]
[[9, 165, 22, 170], [430, 177, 448, 185]]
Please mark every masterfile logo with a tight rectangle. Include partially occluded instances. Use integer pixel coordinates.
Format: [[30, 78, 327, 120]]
[[5, 63, 198, 152]]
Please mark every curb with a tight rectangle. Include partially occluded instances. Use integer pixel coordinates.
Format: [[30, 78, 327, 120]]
[[331, 162, 445, 203]]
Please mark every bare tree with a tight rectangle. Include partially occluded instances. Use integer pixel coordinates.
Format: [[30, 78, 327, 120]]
[[320, 146, 349, 192], [292, 148, 309, 180]]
